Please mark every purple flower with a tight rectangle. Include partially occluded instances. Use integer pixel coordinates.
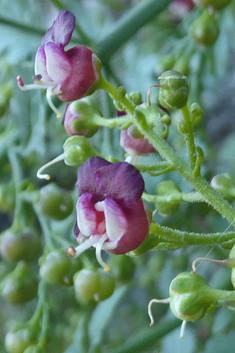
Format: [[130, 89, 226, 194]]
[[70, 157, 149, 270], [120, 126, 156, 155], [17, 10, 101, 118]]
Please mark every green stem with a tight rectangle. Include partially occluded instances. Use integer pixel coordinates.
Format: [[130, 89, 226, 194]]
[[143, 191, 204, 204], [98, 76, 135, 114], [180, 105, 197, 171], [92, 114, 133, 129], [96, 0, 172, 62], [208, 287, 235, 304], [0, 16, 45, 37], [29, 281, 47, 328], [150, 223, 235, 246], [8, 148, 23, 231], [134, 110, 235, 225], [136, 161, 174, 175], [108, 318, 180, 353], [35, 211, 55, 251]]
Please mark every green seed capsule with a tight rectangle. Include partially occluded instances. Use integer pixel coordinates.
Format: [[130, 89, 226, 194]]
[[158, 70, 189, 110], [36, 183, 73, 220], [5, 329, 35, 353], [190, 11, 219, 46]]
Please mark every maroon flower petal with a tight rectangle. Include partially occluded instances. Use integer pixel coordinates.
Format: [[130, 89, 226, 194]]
[[58, 47, 99, 102], [106, 199, 149, 254], [76, 157, 111, 199], [95, 161, 145, 208], [121, 127, 156, 155], [41, 10, 75, 48]]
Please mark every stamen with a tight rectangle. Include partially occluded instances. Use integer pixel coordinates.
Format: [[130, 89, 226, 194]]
[[68, 236, 100, 257], [94, 234, 110, 271], [36, 153, 65, 180], [191, 257, 232, 274], [17, 75, 54, 91], [180, 320, 187, 339], [46, 87, 62, 118], [148, 298, 170, 326]]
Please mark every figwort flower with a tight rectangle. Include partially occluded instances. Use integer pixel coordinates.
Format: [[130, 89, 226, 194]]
[[68, 157, 149, 270], [17, 10, 101, 118]]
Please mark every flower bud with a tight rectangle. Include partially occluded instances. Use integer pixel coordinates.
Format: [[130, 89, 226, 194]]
[[5, 328, 35, 353], [158, 70, 189, 110], [190, 11, 219, 46], [39, 250, 81, 286], [74, 268, 115, 302], [169, 272, 212, 321], [193, 0, 232, 11], [190, 102, 204, 126], [62, 98, 101, 137], [63, 136, 100, 166], [210, 173, 235, 202], [0, 229, 41, 263], [0, 262, 38, 304], [36, 183, 73, 220], [155, 180, 181, 216]]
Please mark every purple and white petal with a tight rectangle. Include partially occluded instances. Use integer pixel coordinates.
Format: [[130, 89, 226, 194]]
[[41, 10, 75, 48], [76, 193, 98, 236], [35, 45, 52, 82], [44, 42, 71, 84], [103, 198, 127, 241]]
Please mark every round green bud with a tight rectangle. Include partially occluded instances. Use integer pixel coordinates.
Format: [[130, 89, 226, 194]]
[[74, 269, 115, 302], [193, 0, 232, 11], [169, 272, 211, 321], [127, 91, 142, 106], [0, 262, 38, 304], [190, 103, 204, 126], [190, 11, 219, 46], [39, 250, 77, 286], [210, 173, 235, 202], [36, 183, 73, 220], [63, 136, 100, 166], [155, 180, 181, 216], [0, 229, 41, 263], [5, 329, 35, 353], [158, 70, 189, 110]]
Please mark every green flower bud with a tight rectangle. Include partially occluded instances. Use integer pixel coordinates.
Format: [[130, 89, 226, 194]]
[[0, 262, 38, 304], [63, 136, 100, 166], [155, 180, 181, 216], [158, 70, 189, 110], [74, 269, 115, 302], [127, 91, 142, 106], [190, 103, 204, 126], [39, 250, 81, 286], [193, 0, 232, 11], [5, 328, 35, 353], [36, 183, 73, 220], [137, 103, 170, 139], [190, 11, 219, 46], [0, 229, 41, 263], [210, 173, 235, 202], [169, 272, 212, 321]]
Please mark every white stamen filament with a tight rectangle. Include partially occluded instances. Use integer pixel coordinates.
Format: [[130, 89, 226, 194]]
[[36, 153, 65, 180], [180, 320, 187, 339], [148, 298, 171, 326], [46, 87, 62, 118], [73, 236, 101, 257], [94, 234, 110, 272]]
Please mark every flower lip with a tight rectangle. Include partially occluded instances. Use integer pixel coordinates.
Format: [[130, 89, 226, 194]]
[[41, 9, 76, 48], [76, 157, 145, 208]]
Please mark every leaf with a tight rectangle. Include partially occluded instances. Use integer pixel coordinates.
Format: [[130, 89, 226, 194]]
[[64, 314, 89, 353], [88, 286, 128, 353], [204, 331, 235, 353]]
